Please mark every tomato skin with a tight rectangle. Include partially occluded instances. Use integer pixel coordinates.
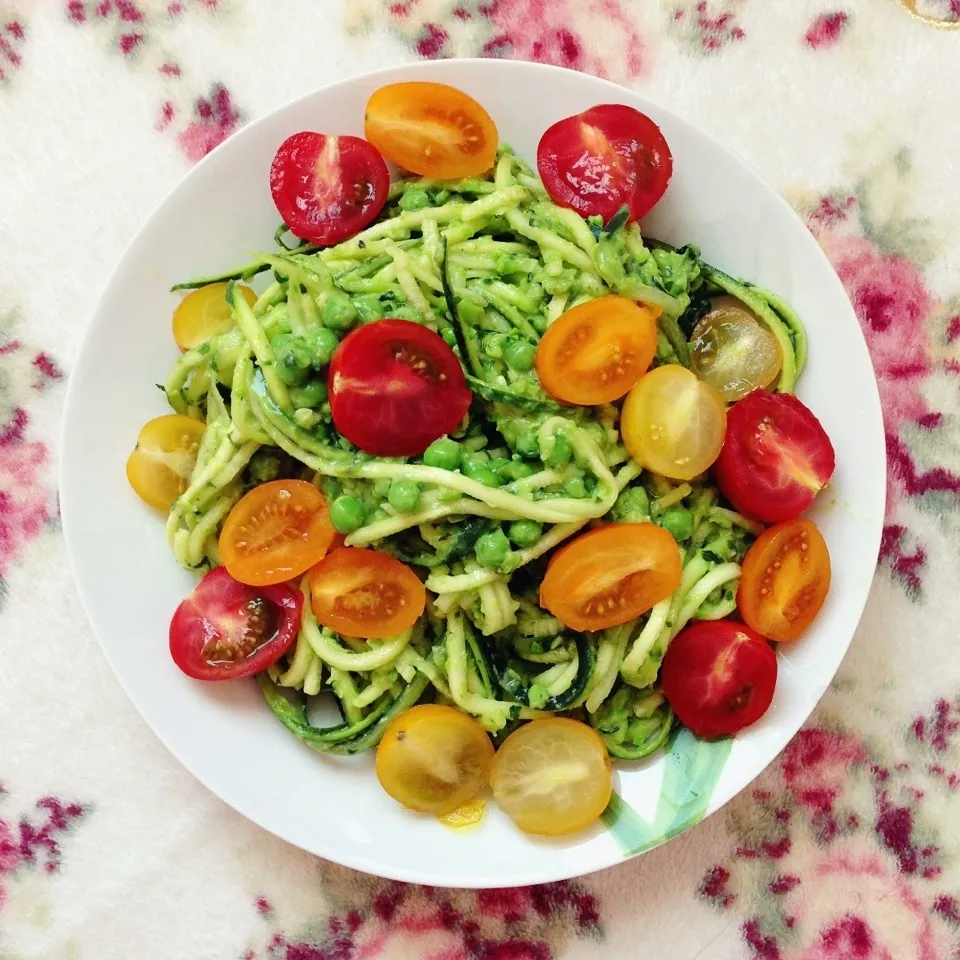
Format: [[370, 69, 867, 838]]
[[328, 319, 472, 457], [536, 296, 659, 405], [661, 620, 777, 739], [126, 414, 206, 511], [173, 282, 256, 352], [365, 82, 499, 180], [219, 479, 337, 587], [537, 104, 673, 223], [738, 518, 831, 643], [309, 547, 426, 639], [270, 132, 389, 246], [540, 523, 682, 632], [169, 566, 303, 681], [714, 390, 835, 524]]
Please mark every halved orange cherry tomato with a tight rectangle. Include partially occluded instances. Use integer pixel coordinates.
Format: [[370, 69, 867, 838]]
[[376, 705, 494, 817], [173, 282, 256, 352], [219, 480, 337, 587], [364, 82, 499, 179], [536, 296, 659, 405], [491, 718, 612, 836], [738, 518, 831, 643], [540, 523, 682, 632], [620, 364, 727, 481], [126, 414, 206, 511], [309, 547, 426, 639]]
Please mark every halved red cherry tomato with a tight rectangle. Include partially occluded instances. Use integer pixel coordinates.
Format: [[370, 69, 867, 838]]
[[219, 480, 337, 587], [365, 82, 499, 180], [309, 547, 426, 639], [537, 104, 673, 223], [661, 620, 777, 739], [328, 319, 472, 457], [714, 390, 836, 524], [169, 566, 303, 681], [738, 518, 831, 643], [540, 524, 682, 632], [270, 132, 389, 246], [536, 296, 659, 405]]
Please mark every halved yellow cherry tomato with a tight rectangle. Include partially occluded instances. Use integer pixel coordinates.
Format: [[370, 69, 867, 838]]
[[172, 282, 256, 352], [491, 718, 612, 836], [536, 296, 659, 405], [376, 705, 494, 817], [219, 479, 337, 587], [690, 296, 782, 401], [364, 82, 499, 180], [620, 365, 727, 481], [126, 414, 206, 511]]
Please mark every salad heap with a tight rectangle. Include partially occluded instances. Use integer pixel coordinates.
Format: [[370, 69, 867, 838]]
[[126, 83, 836, 837]]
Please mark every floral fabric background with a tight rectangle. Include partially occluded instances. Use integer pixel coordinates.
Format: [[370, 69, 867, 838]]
[[1, 1, 959, 957]]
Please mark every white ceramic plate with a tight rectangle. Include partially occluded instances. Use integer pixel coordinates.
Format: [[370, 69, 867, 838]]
[[61, 59, 885, 887]]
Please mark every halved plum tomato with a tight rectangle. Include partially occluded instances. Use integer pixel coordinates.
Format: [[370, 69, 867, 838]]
[[329, 318, 472, 457], [536, 296, 659, 405], [661, 620, 777, 739], [540, 523, 682, 632], [738, 518, 831, 643], [169, 566, 303, 681], [270, 132, 389, 246], [537, 104, 673, 223], [126, 414, 206, 511], [219, 479, 337, 587], [714, 390, 836, 524], [309, 547, 426, 639], [364, 82, 499, 180], [376, 704, 494, 817], [173, 282, 256, 352]]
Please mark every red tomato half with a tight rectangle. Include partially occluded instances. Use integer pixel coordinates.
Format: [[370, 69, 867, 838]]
[[661, 620, 777, 739], [537, 104, 673, 223], [714, 390, 836, 524], [169, 566, 303, 681], [328, 319, 472, 457], [270, 132, 389, 246]]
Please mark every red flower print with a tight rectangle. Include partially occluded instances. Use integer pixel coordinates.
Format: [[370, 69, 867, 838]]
[[805, 12, 850, 49], [782, 729, 867, 821], [175, 83, 243, 162], [670, 0, 746, 55], [0, 15, 25, 82]]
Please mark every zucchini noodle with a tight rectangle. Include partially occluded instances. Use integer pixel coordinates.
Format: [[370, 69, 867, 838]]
[[160, 145, 808, 761]]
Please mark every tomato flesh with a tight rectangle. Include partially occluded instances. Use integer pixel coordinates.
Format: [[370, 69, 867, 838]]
[[537, 104, 673, 222], [536, 296, 659, 405], [491, 718, 612, 836], [365, 82, 499, 180], [219, 479, 337, 587], [169, 566, 303, 681], [661, 620, 777, 739], [270, 132, 389, 246], [738, 518, 831, 643], [540, 523, 682, 632], [309, 547, 426, 639], [126, 414, 206, 511], [376, 705, 494, 816], [329, 318, 472, 457], [714, 390, 835, 524]]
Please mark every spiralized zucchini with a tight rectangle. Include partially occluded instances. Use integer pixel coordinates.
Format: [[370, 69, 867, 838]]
[[163, 146, 806, 762]]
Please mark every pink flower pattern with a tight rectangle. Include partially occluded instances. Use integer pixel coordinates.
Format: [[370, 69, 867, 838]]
[[668, 0, 746, 55], [804, 12, 851, 49]]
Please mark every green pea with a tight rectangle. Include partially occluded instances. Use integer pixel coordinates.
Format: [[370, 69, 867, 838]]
[[306, 327, 339, 368], [563, 476, 587, 498], [384, 304, 422, 323], [515, 431, 540, 459], [458, 299, 485, 325], [532, 313, 549, 334], [482, 333, 507, 359], [504, 338, 537, 372], [545, 435, 572, 467], [388, 478, 421, 514], [398, 187, 430, 211], [322, 294, 358, 331], [498, 460, 535, 482], [468, 467, 501, 488], [424, 437, 461, 471], [330, 495, 366, 534], [353, 293, 384, 323], [660, 506, 694, 542], [289, 379, 328, 409], [488, 457, 510, 472], [247, 450, 282, 484], [373, 478, 392, 498], [441, 327, 457, 347], [271, 333, 312, 385], [613, 487, 650, 522], [508, 519, 542, 548], [461, 452, 490, 477], [437, 487, 461, 504], [475, 529, 510, 570], [431, 188, 452, 205]]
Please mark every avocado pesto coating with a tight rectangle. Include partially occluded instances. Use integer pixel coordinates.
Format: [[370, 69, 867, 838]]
[[162, 146, 806, 759]]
